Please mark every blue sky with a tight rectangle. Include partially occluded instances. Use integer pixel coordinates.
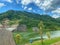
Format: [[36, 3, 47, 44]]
[[0, 0, 60, 18]]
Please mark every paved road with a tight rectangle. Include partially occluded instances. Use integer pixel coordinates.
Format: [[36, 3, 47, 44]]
[[0, 29, 16, 45]]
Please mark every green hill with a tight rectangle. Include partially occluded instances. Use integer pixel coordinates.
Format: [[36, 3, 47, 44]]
[[56, 17, 60, 22], [0, 10, 60, 31]]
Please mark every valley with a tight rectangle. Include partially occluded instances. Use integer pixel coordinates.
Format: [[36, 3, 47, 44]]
[[0, 10, 60, 45]]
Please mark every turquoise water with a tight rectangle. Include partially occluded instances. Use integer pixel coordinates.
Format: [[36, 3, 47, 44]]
[[50, 31, 60, 38], [30, 31, 60, 40], [13, 30, 60, 40]]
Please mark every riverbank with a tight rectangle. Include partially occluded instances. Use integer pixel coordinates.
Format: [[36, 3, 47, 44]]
[[29, 37, 60, 45], [13, 31, 60, 45]]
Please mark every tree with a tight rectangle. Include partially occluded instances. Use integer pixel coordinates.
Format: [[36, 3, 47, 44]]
[[46, 31, 51, 40], [38, 21, 44, 45], [15, 34, 21, 45]]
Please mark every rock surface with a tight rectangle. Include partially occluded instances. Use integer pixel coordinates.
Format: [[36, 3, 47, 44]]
[[0, 29, 16, 45]]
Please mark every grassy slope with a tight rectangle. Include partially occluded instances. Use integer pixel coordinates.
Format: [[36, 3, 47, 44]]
[[30, 37, 60, 45], [13, 32, 60, 45], [13, 32, 39, 45]]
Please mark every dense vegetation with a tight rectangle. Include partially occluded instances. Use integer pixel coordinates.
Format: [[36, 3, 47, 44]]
[[13, 32, 60, 45], [56, 17, 60, 22], [0, 10, 60, 31]]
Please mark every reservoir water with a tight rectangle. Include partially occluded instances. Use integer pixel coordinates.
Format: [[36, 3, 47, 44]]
[[30, 31, 60, 40]]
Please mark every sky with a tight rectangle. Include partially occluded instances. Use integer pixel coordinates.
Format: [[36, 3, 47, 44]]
[[0, 0, 60, 18]]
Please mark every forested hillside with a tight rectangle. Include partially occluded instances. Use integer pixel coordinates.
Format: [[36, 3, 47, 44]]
[[0, 10, 60, 30]]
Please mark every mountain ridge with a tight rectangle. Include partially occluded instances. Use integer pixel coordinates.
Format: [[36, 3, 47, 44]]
[[0, 10, 60, 30]]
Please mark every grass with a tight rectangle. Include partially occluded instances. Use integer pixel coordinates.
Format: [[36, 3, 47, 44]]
[[13, 32, 60, 45], [13, 32, 39, 45], [30, 37, 60, 45]]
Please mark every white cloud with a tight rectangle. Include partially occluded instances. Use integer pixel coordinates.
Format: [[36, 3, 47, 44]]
[[0, 3, 6, 8], [21, 0, 53, 10], [52, 14, 60, 18], [16, 0, 21, 4], [20, 0, 60, 18], [21, 0, 32, 5], [33, 0, 41, 4], [39, 0, 53, 10], [21, 0, 41, 5], [52, 8, 60, 14], [28, 8, 32, 10], [52, 8, 60, 18], [24, 6, 27, 10], [4, 0, 13, 3]]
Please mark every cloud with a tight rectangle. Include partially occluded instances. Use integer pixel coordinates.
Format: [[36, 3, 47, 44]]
[[0, 3, 6, 8], [33, 0, 41, 4], [40, 0, 53, 10], [21, 0, 42, 6], [52, 14, 60, 18], [52, 8, 60, 18], [24, 6, 27, 10], [20, 0, 60, 11], [52, 8, 60, 14], [16, 0, 21, 4], [4, 0, 13, 3], [28, 7, 32, 10], [51, 0, 60, 8], [20, 0, 53, 11], [16, 0, 60, 18], [21, 0, 32, 5]]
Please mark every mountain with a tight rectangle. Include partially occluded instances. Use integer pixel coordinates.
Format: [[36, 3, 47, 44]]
[[0, 10, 60, 31], [56, 17, 60, 21]]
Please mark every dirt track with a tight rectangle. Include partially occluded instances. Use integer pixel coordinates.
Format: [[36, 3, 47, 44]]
[[0, 29, 16, 45]]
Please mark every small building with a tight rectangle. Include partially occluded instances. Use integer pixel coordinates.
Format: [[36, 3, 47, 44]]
[[32, 27, 39, 32], [16, 24, 27, 32]]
